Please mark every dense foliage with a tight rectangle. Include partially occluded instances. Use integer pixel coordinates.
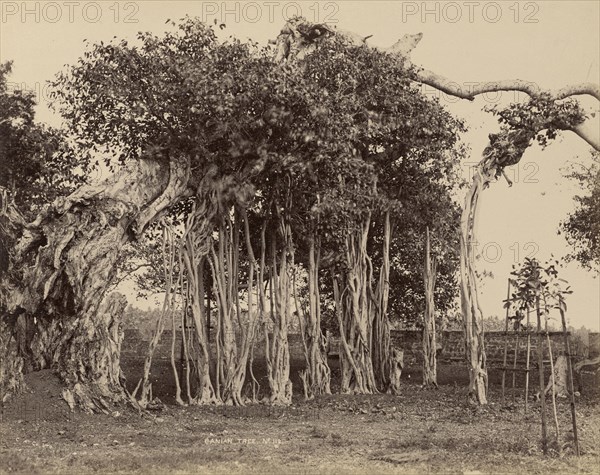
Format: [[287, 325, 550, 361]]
[[560, 151, 600, 272], [50, 18, 466, 326], [0, 62, 87, 218], [484, 96, 586, 180]]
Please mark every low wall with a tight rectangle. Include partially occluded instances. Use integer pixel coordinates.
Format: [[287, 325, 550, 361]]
[[389, 330, 585, 367], [122, 328, 598, 368], [121, 330, 305, 361]]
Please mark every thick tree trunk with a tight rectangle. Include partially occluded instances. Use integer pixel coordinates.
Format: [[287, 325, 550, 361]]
[[9, 291, 128, 413], [460, 168, 491, 404], [372, 211, 393, 392], [59, 292, 128, 412], [209, 210, 259, 405], [1, 155, 191, 409], [0, 319, 25, 402], [422, 227, 438, 388], [297, 232, 331, 399], [264, 213, 293, 405], [181, 202, 220, 405], [334, 217, 378, 394]]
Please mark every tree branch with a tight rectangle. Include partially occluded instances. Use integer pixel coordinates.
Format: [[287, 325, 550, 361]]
[[569, 121, 600, 151], [273, 18, 600, 151], [412, 69, 600, 102], [383, 38, 600, 150]]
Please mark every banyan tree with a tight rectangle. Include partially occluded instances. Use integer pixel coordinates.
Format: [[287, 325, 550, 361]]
[[1, 16, 598, 410]]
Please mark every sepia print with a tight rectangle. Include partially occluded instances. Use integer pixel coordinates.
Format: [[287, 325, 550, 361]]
[[1, 1, 599, 473]]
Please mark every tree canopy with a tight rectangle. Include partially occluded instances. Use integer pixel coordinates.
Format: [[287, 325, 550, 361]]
[[50, 17, 466, 326], [1, 14, 598, 409]]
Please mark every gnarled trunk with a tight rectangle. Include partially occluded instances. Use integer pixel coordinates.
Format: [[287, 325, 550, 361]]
[[460, 168, 490, 404], [58, 292, 128, 412], [264, 212, 293, 405], [372, 211, 392, 392], [210, 209, 260, 405], [334, 217, 378, 394], [1, 155, 191, 409]]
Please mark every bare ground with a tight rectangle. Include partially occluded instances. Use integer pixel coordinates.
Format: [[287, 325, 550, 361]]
[[1, 367, 598, 475]]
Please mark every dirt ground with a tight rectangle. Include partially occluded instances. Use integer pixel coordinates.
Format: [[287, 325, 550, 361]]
[[1, 366, 599, 475]]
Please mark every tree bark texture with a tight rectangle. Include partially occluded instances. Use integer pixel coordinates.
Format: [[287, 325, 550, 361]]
[[296, 232, 331, 399], [372, 211, 393, 392], [460, 168, 491, 404], [1, 155, 191, 409], [182, 202, 222, 405], [333, 217, 378, 394], [264, 212, 293, 405], [209, 209, 260, 405], [422, 227, 438, 388]]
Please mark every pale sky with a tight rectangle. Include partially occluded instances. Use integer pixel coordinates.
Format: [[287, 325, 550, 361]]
[[1, 1, 599, 329]]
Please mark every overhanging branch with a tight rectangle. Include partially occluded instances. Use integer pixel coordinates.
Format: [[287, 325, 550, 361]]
[[412, 70, 600, 102], [273, 18, 600, 151]]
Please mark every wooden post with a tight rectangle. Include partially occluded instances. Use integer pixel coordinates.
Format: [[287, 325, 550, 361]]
[[559, 306, 580, 456], [525, 306, 531, 413], [512, 332, 519, 404], [545, 316, 560, 449], [536, 297, 548, 455], [501, 280, 511, 402]]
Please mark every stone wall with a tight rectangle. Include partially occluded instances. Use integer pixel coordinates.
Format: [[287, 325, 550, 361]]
[[121, 329, 305, 362], [122, 328, 598, 368], [390, 330, 585, 367]]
